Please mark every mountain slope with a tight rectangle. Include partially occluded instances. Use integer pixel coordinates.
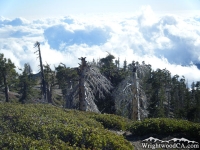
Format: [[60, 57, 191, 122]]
[[0, 103, 133, 150]]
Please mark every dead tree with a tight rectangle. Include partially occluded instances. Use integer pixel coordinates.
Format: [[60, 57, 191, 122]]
[[2, 72, 9, 102], [131, 63, 139, 120], [113, 62, 149, 120], [34, 41, 46, 101], [66, 57, 112, 112], [78, 57, 87, 111], [43, 63, 57, 103]]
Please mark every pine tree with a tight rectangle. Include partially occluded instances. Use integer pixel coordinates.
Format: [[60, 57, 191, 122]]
[[18, 63, 36, 104], [55, 64, 78, 108], [0, 53, 17, 102], [147, 69, 171, 118], [193, 81, 200, 122], [100, 53, 116, 82]]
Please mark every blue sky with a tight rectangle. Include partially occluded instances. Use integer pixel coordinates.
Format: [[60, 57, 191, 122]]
[[1, 0, 200, 18], [0, 1, 200, 85]]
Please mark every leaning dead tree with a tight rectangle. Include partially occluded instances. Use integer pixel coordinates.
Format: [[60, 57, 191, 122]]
[[113, 62, 150, 120], [34, 41, 46, 101], [66, 57, 112, 113], [43, 63, 57, 103]]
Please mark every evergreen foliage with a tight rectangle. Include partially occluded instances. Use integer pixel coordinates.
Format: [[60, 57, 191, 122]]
[[0, 53, 17, 102], [129, 118, 200, 142], [18, 63, 36, 104], [89, 113, 132, 130], [0, 103, 133, 149], [0, 51, 200, 122], [55, 64, 78, 96], [97, 54, 129, 114]]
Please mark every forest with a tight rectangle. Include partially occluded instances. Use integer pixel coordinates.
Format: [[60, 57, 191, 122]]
[[0, 41, 199, 123], [1, 42, 200, 149]]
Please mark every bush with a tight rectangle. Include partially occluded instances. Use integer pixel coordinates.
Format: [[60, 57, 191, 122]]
[[0, 103, 134, 149], [129, 118, 200, 142], [88, 113, 132, 131]]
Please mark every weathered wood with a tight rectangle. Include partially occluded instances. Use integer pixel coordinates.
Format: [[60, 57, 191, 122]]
[[132, 71, 140, 121], [76, 57, 112, 112], [34, 41, 46, 101], [3, 73, 9, 102], [79, 57, 87, 111], [46, 83, 52, 103]]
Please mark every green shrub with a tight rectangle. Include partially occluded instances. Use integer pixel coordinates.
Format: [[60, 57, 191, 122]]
[[0, 132, 76, 150], [88, 113, 132, 131], [0, 103, 134, 149], [129, 118, 200, 142]]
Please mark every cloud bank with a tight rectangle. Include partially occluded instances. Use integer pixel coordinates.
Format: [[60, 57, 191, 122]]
[[0, 6, 200, 86], [44, 25, 111, 49]]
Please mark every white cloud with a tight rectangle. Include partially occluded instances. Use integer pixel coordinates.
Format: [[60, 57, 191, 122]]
[[0, 6, 200, 86], [138, 6, 158, 26]]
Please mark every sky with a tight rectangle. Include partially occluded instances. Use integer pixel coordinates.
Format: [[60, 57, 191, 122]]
[[1, 0, 200, 18], [0, 0, 200, 86]]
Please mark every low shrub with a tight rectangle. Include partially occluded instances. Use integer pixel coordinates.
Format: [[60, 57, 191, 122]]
[[0, 103, 134, 149], [129, 118, 200, 142], [88, 113, 132, 131]]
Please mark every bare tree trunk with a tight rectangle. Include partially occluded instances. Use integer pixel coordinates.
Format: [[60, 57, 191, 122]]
[[46, 83, 53, 103], [3, 73, 9, 102], [20, 82, 26, 104], [132, 66, 140, 121], [136, 73, 140, 121], [46, 85, 50, 103], [34, 42, 46, 101], [166, 86, 170, 118], [49, 86, 53, 103], [132, 85, 137, 120], [79, 57, 87, 111], [65, 83, 79, 109]]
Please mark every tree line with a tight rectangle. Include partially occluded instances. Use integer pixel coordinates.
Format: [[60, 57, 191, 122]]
[[0, 43, 199, 122]]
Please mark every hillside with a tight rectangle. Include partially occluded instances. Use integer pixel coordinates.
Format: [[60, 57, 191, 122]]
[[0, 103, 199, 149], [1, 52, 200, 122], [0, 103, 133, 150], [0, 72, 64, 106]]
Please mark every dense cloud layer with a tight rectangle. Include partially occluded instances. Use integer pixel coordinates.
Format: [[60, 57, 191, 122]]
[[44, 25, 111, 49], [0, 6, 200, 86], [0, 17, 28, 26]]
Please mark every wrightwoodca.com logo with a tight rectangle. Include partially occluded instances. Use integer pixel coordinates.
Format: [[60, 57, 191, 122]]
[[141, 137, 199, 149]]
